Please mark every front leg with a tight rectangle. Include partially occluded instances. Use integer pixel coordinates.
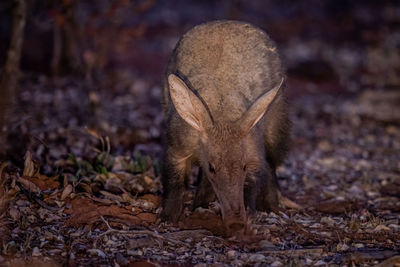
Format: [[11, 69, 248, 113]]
[[244, 172, 258, 213], [192, 167, 216, 210], [256, 163, 280, 212], [161, 153, 191, 223], [244, 164, 280, 213]]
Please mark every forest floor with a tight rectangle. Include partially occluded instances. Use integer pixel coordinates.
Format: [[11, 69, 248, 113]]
[[0, 73, 399, 266]]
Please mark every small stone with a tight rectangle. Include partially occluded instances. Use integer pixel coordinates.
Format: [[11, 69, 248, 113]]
[[194, 249, 202, 255], [205, 254, 213, 261], [88, 249, 106, 258], [309, 223, 322, 228], [32, 247, 41, 257], [259, 239, 276, 249], [227, 250, 236, 259], [314, 260, 326, 266], [231, 260, 244, 266], [337, 243, 349, 252], [69, 252, 75, 260], [319, 231, 332, 237], [271, 260, 283, 267], [348, 184, 363, 195], [115, 253, 129, 266], [318, 140, 332, 151], [320, 216, 335, 226], [374, 224, 390, 232], [248, 253, 265, 262]]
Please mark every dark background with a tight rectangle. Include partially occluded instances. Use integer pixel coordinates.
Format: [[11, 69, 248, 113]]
[[0, 0, 399, 166], [1, 0, 399, 89]]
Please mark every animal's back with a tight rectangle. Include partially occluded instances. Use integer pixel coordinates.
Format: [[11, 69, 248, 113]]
[[164, 20, 284, 122]]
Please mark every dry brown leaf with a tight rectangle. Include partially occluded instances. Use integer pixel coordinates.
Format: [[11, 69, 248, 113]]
[[23, 151, 35, 177], [100, 190, 123, 202], [18, 176, 40, 193], [138, 194, 162, 207], [0, 162, 8, 182], [9, 206, 20, 220], [85, 127, 102, 140], [315, 200, 360, 214], [0, 257, 60, 267], [90, 195, 114, 205], [121, 192, 135, 203], [376, 256, 400, 267], [136, 212, 157, 222], [77, 183, 92, 194], [0, 188, 19, 210], [61, 184, 73, 200], [25, 175, 60, 191], [64, 198, 156, 227], [278, 192, 302, 210]]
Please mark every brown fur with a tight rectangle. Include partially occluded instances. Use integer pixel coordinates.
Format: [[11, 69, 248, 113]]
[[161, 20, 290, 235]]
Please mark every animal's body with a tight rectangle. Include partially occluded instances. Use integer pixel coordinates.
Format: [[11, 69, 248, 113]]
[[161, 20, 290, 235]]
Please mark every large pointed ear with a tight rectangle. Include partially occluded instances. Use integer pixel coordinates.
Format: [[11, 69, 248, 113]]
[[168, 74, 212, 132], [237, 78, 284, 135]]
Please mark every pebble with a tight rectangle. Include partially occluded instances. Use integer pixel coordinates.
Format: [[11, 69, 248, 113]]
[[271, 260, 283, 267], [88, 249, 106, 258], [305, 258, 313, 265], [194, 249, 203, 255], [231, 259, 244, 266], [127, 249, 143, 256], [314, 260, 326, 266], [227, 250, 236, 259], [337, 243, 349, 252], [248, 254, 266, 262], [32, 247, 41, 256], [374, 224, 390, 232], [320, 216, 335, 226]]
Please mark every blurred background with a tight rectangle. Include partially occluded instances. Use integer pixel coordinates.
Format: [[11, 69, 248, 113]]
[[0, 0, 399, 169]]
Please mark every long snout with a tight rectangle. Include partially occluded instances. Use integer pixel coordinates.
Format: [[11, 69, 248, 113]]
[[216, 189, 247, 235]]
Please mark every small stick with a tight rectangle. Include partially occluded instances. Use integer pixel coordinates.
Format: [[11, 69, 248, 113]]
[[97, 216, 184, 246], [260, 247, 324, 256]]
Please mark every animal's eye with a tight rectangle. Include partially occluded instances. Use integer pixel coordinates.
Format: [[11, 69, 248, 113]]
[[208, 162, 216, 174], [243, 164, 247, 172]]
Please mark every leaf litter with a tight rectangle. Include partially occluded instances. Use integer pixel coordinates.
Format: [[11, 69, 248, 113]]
[[0, 83, 398, 266]]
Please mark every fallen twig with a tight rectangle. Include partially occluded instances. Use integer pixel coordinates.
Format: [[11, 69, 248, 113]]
[[96, 216, 185, 247], [260, 247, 324, 256]]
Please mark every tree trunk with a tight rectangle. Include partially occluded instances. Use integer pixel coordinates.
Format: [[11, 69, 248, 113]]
[[0, 0, 27, 140], [51, 0, 83, 76]]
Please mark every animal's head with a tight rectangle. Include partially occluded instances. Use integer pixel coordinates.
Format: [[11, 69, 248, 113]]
[[168, 74, 282, 234]]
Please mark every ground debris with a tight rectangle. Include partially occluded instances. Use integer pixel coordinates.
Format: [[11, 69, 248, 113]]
[[64, 197, 157, 227]]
